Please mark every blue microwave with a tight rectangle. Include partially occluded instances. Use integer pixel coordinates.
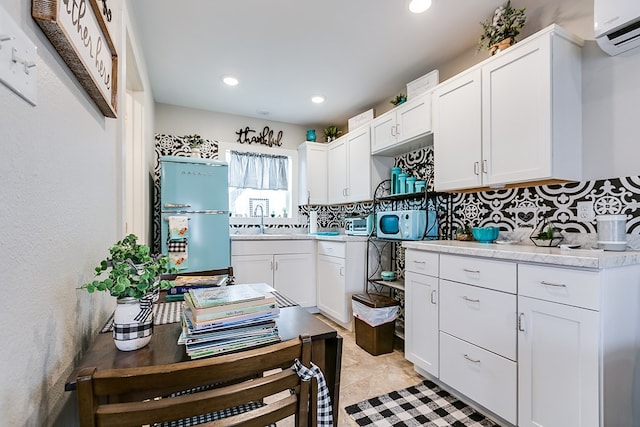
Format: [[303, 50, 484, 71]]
[[376, 209, 438, 240]]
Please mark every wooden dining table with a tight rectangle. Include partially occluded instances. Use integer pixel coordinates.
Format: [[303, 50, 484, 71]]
[[65, 305, 343, 424]]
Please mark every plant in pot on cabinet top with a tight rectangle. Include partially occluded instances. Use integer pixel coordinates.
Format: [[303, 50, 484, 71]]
[[323, 126, 342, 143], [81, 234, 176, 351], [184, 133, 204, 157], [530, 219, 563, 247], [477, 0, 526, 55], [390, 93, 407, 106]]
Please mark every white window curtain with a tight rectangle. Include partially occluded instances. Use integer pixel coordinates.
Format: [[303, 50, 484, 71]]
[[229, 151, 289, 190]]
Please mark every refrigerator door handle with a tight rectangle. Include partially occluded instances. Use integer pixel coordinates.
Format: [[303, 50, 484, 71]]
[[164, 203, 192, 208]]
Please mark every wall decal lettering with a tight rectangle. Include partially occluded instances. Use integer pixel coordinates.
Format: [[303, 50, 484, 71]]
[[236, 126, 283, 147]]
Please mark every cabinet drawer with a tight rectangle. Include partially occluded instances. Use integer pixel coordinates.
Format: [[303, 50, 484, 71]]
[[317, 241, 345, 258], [440, 254, 516, 293], [232, 239, 314, 256], [518, 264, 601, 310], [440, 280, 517, 360], [405, 250, 439, 277], [440, 332, 517, 424]]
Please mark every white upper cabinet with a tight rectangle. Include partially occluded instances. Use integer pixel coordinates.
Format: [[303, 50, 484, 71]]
[[298, 142, 327, 205], [327, 126, 392, 204], [434, 24, 583, 192], [371, 92, 433, 156]]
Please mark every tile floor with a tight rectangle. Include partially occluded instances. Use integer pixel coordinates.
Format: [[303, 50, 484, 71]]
[[315, 314, 425, 427]]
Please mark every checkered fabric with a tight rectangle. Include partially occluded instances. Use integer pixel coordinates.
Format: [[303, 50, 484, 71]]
[[344, 380, 501, 427], [292, 359, 333, 426], [112, 319, 153, 341], [153, 401, 275, 427], [167, 239, 187, 252]]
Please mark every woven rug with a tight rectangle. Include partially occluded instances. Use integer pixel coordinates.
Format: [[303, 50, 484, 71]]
[[345, 380, 501, 427], [100, 291, 299, 333]]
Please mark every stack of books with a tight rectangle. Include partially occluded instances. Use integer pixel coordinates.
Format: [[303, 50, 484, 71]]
[[179, 283, 281, 359]]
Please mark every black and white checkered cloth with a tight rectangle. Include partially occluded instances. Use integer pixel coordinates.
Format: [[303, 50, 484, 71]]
[[153, 401, 274, 427], [345, 380, 501, 427], [167, 239, 187, 252], [292, 359, 333, 426]]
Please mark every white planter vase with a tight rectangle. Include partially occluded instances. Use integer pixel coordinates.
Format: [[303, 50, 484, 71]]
[[190, 147, 201, 158], [113, 297, 153, 351]]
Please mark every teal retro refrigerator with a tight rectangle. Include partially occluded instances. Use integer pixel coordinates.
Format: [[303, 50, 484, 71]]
[[160, 156, 230, 272]]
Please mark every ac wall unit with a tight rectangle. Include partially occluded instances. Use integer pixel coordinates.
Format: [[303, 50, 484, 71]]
[[595, 0, 640, 55]]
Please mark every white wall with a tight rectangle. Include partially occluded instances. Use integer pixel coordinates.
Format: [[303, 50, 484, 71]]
[[155, 103, 309, 150], [0, 1, 154, 425]]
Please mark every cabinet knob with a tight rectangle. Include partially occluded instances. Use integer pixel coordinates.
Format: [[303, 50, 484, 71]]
[[473, 162, 480, 175], [540, 280, 567, 288], [430, 290, 437, 305], [462, 296, 480, 303], [482, 159, 488, 174]]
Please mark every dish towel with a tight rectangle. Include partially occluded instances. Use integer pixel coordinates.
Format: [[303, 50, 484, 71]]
[[167, 216, 189, 270], [292, 359, 333, 426], [168, 216, 189, 240]]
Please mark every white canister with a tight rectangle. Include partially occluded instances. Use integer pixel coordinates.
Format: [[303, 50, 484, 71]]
[[309, 210, 318, 234], [596, 214, 627, 251]]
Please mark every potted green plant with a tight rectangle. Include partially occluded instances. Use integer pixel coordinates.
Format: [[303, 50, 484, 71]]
[[456, 223, 474, 241], [477, 0, 526, 55], [530, 219, 563, 247], [183, 134, 204, 157], [390, 93, 407, 106], [81, 234, 176, 351], [323, 126, 343, 142]]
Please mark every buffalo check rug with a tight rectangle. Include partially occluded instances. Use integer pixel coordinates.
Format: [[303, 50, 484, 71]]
[[345, 380, 501, 427]]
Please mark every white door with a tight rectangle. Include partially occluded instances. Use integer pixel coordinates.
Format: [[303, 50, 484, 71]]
[[316, 254, 347, 322], [404, 271, 439, 377], [370, 111, 396, 154], [299, 143, 327, 205], [518, 296, 599, 427], [433, 68, 483, 191], [482, 36, 552, 186], [346, 126, 372, 202], [274, 253, 315, 307], [396, 93, 431, 143], [231, 254, 274, 286], [327, 137, 347, 204]]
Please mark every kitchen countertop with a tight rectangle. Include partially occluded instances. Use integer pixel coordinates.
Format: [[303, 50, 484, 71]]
[[231, 233, 369, 242], [402, 240, 640, 270]]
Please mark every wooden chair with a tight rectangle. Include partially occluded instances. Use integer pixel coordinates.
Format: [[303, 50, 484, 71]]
[[76, 335, 313, 427]]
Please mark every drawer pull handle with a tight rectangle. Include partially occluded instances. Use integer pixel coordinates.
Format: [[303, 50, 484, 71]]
[[463, 268, 480, 274], [518, 313, 526, 332], [464, 354, 480, 363], [413, 260, 426, 264], [462, 296, 479, 303], [430, 290, 437, 305], [540, 280, 567, 288]]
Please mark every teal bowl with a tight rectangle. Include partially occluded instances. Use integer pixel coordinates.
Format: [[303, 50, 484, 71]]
[[472, 226, 500, 243]]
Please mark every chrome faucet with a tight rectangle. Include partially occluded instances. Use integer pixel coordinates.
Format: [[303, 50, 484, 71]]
[[254, 204, 265, 234]]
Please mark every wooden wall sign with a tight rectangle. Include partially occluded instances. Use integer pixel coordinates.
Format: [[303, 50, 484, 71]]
[[32, 0, 118, 118]]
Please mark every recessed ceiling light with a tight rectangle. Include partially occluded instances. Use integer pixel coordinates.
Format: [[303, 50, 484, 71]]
[[222, 75, 239, 86], [409, 0, 432, 13], [311, 95, 325, 104]]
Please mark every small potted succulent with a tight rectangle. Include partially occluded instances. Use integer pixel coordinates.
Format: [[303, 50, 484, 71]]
[[478, 0, 526, 55], [530, 219, 563, 247], [456, 223, 474, 241], [390, 93, 407, 106], [183, 134, 204, 157], [81, 234, 176, 351]]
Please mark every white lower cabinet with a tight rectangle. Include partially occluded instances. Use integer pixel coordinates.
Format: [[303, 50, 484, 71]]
[[517, 295, 599, 427], [404, 271, 439, 377], [231, 240, 316, 308], [404, 246, 640, 427], [316, 240, 366, 327], [440, 332, 517, 424]]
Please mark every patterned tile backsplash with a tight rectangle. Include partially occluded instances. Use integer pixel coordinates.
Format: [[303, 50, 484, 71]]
[[153, 134, 640, 251]]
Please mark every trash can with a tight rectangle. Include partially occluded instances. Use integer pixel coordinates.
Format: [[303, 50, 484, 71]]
[[352, 293, 399, 356]]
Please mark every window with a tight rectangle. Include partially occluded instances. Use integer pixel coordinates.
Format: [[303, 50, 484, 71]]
[[219, 143, 299, 225]]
